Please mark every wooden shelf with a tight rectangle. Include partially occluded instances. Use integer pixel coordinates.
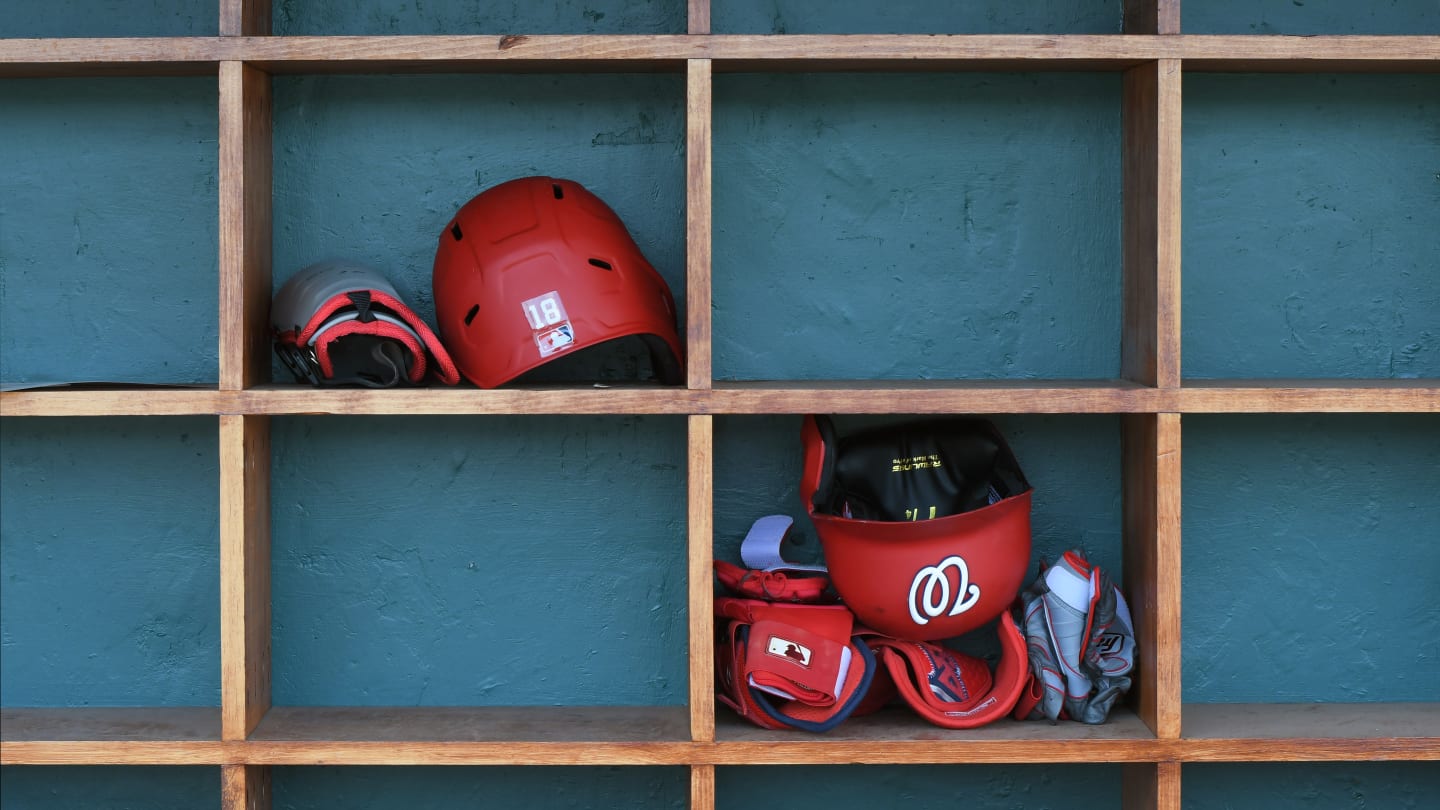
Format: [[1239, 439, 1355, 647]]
[[3, 379, 1435, 416], [0, 386, 223, 417], [0, 37, 224, 77], [1180, 703, 1440, 762], [10, 705, 1431, 767], [707, 380, 1163, 414], [3, 35, 1437, 78], [710, 706, 1163, 764], [1177, 35, 1440, 72], [245, 706, 693, 765], [0, 707, 222, 765], [1177, 380, 1440, 413]]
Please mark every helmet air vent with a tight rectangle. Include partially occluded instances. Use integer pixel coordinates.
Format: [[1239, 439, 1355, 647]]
[[588, 258, 613, 271], [463, 304, 480, 326]]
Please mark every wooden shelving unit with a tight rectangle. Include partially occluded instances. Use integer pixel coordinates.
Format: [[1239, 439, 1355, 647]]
[[2, 1, 1437, 808]]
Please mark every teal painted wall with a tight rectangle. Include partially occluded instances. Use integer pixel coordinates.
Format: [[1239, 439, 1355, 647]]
[[1183, 415, 1439, 703], [269, 415, 689, 706], [717, 764, 1122, 807], [0, 418, 220, 706], [2, 2, 218, 37], [0, 78, 219, 385], [1182, 763, 1440, 809], [1183, 0, 1440, 35], [712, 1, 1121, 33], [713, 73, 1122, 380], [1182, 74, 1439, 379], [269, 766, 688, 809], [272, 0, 685, 34], [0, 767, 219, 809]]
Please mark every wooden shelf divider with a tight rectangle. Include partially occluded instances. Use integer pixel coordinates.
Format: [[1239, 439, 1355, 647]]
[[3, 380, 1436, 417], [220, 415, 272, 743], [222, 764, 271, 810], [688, 415, 716, 744], [686, 57, 714, 390]]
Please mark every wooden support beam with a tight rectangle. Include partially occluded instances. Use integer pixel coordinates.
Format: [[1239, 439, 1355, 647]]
[[689, 1, 711, 36], [686, 59, 714, 389], [1123, 413, 1182, 739], [218, 61, 273, 390], [1122, 59, 1182, 388], [691, 764, 716, 810], [688, 415, 716, 742], [1124, 761, 1181, 810], [1125, 1, 1182, 35], [222, 765, 271, 810], [220, 1, 271, 37], [221, 415, 272, 741]]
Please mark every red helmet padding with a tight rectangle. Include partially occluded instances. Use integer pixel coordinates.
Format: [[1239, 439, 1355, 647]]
[[801, 415, 1033, 641], [865, 611, 1029, 729], [272, 260, 461, 387], [286, 290, 463, 385], [432, 176, 683, 388]]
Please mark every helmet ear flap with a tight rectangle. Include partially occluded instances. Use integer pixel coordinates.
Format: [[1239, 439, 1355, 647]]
[[868, 611, 1029, 728]]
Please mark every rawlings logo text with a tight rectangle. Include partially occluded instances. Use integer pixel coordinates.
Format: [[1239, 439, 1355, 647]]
[[909, 555, 981, 627]]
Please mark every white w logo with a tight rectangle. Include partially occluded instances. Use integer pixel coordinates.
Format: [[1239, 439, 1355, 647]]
[[908, 555, 981, 626]]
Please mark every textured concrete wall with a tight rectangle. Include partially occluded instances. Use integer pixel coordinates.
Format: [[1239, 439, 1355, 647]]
[[713, 0, 1121, 33], [1184, 763, 1440, 809], [0, 78, 219, 385], [269, 415, 688, 706], [2, 1, 219, 37], [0, 418, 221, 705], [717, 764, 1123, 808], [0, 767, 220, 808], [271, 766, 689, 809], [1183, 0, 1440, 34], [1183, 74, 1439, 379], [273, 0, 684, 34], [1183, 415, 1440, 702], [713, 73, 1122, 380]]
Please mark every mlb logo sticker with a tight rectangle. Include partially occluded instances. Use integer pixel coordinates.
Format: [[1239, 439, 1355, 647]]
[[766, 636, 811, 667], [535, 323, 574, 356]]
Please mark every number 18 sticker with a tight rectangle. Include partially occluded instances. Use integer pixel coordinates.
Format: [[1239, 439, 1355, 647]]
[[521, 290, 575, 358]]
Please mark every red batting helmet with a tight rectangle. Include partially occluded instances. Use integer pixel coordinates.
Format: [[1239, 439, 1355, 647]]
[[431, 176, 683, 389], [800, 415, 1033, 642]]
